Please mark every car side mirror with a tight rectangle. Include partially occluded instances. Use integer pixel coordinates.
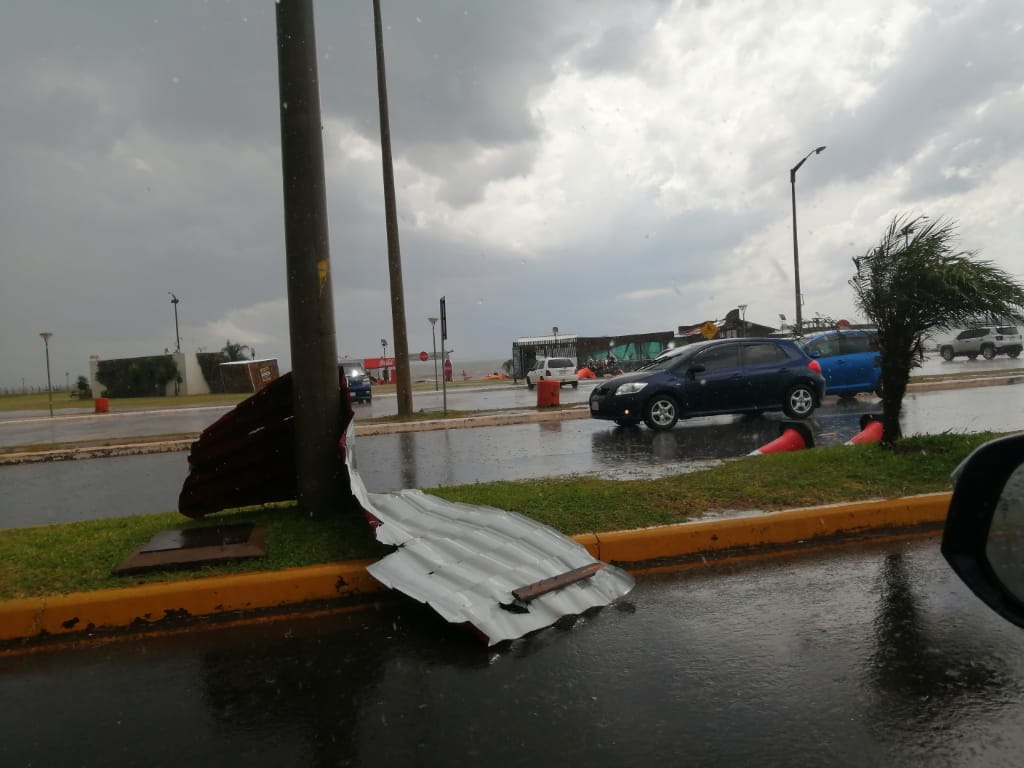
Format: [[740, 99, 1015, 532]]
[[942, 432, 1024, 628]]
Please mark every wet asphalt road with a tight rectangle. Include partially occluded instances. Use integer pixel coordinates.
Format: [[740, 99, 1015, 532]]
[[2, 383, 1023, 529], [4, 537, 1024, 767]]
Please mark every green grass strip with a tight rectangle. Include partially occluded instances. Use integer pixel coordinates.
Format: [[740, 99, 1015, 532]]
[[0, 432, 997, 600]]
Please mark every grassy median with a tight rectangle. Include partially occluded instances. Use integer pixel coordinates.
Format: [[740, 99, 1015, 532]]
[[0, 432, 997, 601]]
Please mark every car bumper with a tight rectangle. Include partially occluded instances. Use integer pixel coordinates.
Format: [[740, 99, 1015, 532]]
[[588, 390, 644, 421]]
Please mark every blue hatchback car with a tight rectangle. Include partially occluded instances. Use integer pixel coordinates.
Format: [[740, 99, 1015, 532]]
[[800, 329, 881, 398]]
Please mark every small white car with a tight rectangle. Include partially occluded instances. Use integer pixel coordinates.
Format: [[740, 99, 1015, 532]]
[[526, 357, 578, 389]]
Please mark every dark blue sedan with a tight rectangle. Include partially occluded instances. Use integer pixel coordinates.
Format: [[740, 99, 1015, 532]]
[[588, 337, 825, 430]]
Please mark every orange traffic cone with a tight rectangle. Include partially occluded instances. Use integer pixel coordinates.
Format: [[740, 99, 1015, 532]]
[[845, 415, 883, 445], [749, 422, 814, 456]]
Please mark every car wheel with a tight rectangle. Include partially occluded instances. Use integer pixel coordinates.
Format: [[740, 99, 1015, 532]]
[[527, 378, 535, 390], [571, 381, 578, 389], [982, 345, 996, 360], [940, 346, 954, 361], [1009, 350, 1021, 359], [643, 395, 679, 431], [783, 384, 816, 419]]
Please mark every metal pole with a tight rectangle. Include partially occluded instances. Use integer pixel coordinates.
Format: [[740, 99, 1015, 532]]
[[789, 146, 825, 331], [169, 293, 181, 352], [275, 0, 341, 518], [428, 317, 439, 391], [440, 296, 448, 414], [40, 332, 53, 417], [790, 172, 802, 329], [372, 0, 413, 417]]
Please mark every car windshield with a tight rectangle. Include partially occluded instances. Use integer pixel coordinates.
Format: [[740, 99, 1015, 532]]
[[642, 342, 709, 372], [343, 365, 366, 377]]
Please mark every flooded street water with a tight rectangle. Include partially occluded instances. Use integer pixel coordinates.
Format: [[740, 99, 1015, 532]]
[[3, 383, 1023, 529], [3, 538, 1023, 767]]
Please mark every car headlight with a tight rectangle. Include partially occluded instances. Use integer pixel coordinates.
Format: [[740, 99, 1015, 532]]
[[615, 382, 648, 396]]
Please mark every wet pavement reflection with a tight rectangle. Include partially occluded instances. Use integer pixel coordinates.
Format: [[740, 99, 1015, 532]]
[[4, 384, 1024, 529], [3, 539, 1023, 767]]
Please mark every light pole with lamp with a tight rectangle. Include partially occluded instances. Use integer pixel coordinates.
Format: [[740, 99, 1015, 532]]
[[168, 292, 181, 352], [738, 304, 747, 337], [380, 338, 388, 383], [39, 332, 54, 417], [790, 146, 826, 330], [428, 317, 439, 391]]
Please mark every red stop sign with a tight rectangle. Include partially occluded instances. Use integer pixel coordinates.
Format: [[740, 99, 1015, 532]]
[[419, 351, 429, 361]]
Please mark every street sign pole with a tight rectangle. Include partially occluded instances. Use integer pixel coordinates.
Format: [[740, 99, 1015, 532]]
[[440, 296, 447, 414]]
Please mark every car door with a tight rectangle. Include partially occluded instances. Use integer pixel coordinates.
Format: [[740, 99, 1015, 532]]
[[678, 343, 742, 414], [804, 333, 846, 391], [837, 332, 880, 392], [740, 341, 795, 407]]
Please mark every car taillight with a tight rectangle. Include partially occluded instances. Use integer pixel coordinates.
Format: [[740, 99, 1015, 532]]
[[808, 359, 822, 374]]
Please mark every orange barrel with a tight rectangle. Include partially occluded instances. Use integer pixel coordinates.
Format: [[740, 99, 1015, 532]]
[[94, 397, 109, 414], [536, 379, 560, 407]]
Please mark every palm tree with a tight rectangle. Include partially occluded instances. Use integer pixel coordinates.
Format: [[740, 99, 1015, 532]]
[[221, 340, 252, 362], [850, 214, 1024, 444]]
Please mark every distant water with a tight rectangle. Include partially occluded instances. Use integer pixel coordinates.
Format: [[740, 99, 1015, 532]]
[[405, 358, 510, 382]]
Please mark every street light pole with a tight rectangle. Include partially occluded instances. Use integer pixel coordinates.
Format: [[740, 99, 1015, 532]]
[[380, 338, 388, 382], [39, 332, 54, 417], [168, 292, 181, 352], [428, 317, 439, 391], [738, 304, 747, 337], [790, 145, 826, 330]]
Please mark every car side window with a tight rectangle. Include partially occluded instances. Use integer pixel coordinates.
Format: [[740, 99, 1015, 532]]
[[742, 342, 785, 366], [840, 334, 875, 354], [692, 344, 739, 372], [807, 336, 839, 357]]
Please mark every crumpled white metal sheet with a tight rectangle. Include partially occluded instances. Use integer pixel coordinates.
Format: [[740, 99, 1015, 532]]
[[346, 428, 635, 646]]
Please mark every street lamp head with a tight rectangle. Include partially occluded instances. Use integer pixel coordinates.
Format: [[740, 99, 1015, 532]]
[[428, 317, 438, 325], [169, 292, 179, 305], [814, 146, 826, 154], [40, 332, 53, 342]]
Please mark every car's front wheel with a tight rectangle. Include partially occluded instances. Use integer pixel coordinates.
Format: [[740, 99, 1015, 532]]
[[527, 378, 535, 390], [940, 346, 954, 361], [1009, 350, 1021, 359], [571, 381, 578, 389], [783, 384, 816, 419], [982, 345, 996, 360], [644, 394, 679, 431]]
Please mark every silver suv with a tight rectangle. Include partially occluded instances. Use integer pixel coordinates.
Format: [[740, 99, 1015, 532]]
[[938, 325, 1022, 361], [526, 357, 578, 389]]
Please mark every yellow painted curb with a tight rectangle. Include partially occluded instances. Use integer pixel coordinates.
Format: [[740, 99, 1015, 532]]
[[583, 492, 951, 565], [0, 494, 952, 647], [0, 560, 379, 645]]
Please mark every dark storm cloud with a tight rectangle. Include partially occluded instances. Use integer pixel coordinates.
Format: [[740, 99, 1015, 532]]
[[804, 0, 1024, 196]]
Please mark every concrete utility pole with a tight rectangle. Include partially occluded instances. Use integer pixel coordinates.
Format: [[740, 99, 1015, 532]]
[[275, 0, 342, 517], [372, 0, 413, 417]]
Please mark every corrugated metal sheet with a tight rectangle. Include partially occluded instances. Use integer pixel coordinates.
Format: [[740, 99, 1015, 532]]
[[348, 429, 635, 645]]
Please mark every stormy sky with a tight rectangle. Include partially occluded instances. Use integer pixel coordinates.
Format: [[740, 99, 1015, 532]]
[[2, 0, 1022, 389]]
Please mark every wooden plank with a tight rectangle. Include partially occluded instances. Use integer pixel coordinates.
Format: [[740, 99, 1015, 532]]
[[510, 562, 604, 603]]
